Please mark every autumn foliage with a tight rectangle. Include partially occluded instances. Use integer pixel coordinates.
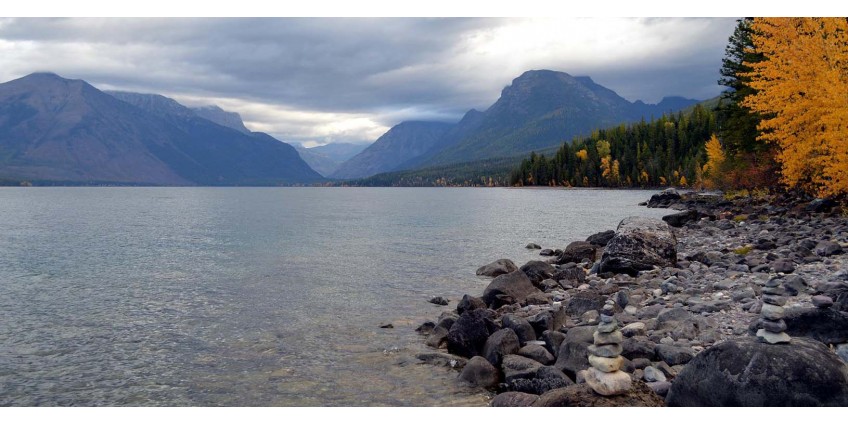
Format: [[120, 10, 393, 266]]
[[743, 18, 848, 197]]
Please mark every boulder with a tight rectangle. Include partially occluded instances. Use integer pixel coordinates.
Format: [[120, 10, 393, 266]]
[[783, 307, 848, 345], [481, 270, 540, 308], [815, 241, 843, 257], [666, 337, 848, 406], [457, 356, 500, 389], [557, 241, 599, 265], [565, 290, 605, 317], [647, 188, 681, 209], [506, 365, 574, 395], [532, 381, 665, 407], [662, 210, 701, 228], [482, 328, 521, 367], [502, 314, 538, 346], [599, 217, 677, 276], [518, 344, 556, 365], [541, 330, 566, 356], [519, 261, 557, 286], [586, 230, 616, 247], [551, 267, 585, 286], [491, 392, 539, 407], [655, 344, 695, 366], [446, 309, 493, 358], [476, 259, 518, 277], [502, 354, 544, 383], [428, 296, 449, 306], [554, 326, 596, 378], [456, 294, 487, 316]]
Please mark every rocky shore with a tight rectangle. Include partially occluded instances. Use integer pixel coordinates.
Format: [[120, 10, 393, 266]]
[[415, 189, 848, 406]]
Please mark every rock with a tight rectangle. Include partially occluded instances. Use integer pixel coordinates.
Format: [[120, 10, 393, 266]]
[[554, 326, 596, 378], [518, 344, 556, 365], [588, 354, 623, 372], [456, 294, 487, 316], [812, 295, 834, 309], [502, 314, 538, 346], [584, 368, 632, 396], [581, 310, 599, 325], [425, 326, 449, 348], [588, 343, 623, 358], [837, 344, 848, 364], [557, 241, 599, 265], [647, 188, 681, 208], [772, 259, 796, 274], [436, 312, 459, 330], [506, 365, 574, 395], [551, 267, 586, 286], [662, 210, 701, 228], [565, 290, 605, 317], [783, 307, 848, 344], [539, 248, 555, 256], [526, 243, 542, 250], [586, 230, 616, 247], [621, 322, 647, 338], [782, 275, 807, 296], [656, 307, 692, 329], [599, 217, 677, 276], [593, 330, 623, 345], [716, 220, 736, 230], [491, 392, 539, 407], [666, 337, 848, 406], [622, 337, 657, 360], [646, 381, 671, 397], [379, 323, 393, 328], [756, 329, 792, 344], [655, 344, 695, 366], [502, 354, 544, 382], [416, 352, 467, 369], [761, 303, 785, 320], [446, 309, 493, 358], [415, 321, 435, 334], [476, 259, 519, 277], [527, 311, 554, 335], [816, 241, 843, 257], [643, 366, 667, 382], [481, 270, 541, 308], [457, 356, 500, 389], [428, 296, 449, 306], [482, 328, 521, 367], [532, 381, 665, 407], [630, 357, 651, 369], [541, 330, 566, 356], [520, 260, 557, 286]]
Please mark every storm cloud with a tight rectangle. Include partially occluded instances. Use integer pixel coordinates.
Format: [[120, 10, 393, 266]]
[[0, 17, 737, 146]]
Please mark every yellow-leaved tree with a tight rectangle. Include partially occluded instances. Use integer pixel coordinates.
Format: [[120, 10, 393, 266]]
[[703, 134, 727, 189], [743, 18, 848, 197]]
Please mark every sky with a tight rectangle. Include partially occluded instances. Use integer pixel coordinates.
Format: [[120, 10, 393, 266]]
[[0, 17, 739, 147]]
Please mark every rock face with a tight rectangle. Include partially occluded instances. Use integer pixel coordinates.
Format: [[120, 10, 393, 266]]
[[481, 270, 540, 308], [599, 217, 678, 276], [447, 309, 493, 358], [476, 259, 518, 278], [666, 337, 848, 407]]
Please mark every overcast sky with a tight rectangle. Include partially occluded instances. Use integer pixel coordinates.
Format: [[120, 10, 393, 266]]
[[0, 17, 738, 147]]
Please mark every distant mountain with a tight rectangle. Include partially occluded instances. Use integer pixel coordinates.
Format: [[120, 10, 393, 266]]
[[192, 105, 251, 134], [293, 143, 369, 177], [331, 121, 453, 179], [0, 72, 322, 185]]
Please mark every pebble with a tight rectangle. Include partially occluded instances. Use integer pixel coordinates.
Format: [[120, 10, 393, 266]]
[[760, 318, 787, 333], [760, 303, 785, 320], [587, 343, 623, 358], [588, 354, 623, 372], [593, 330, 623, 345], [762, 294, 787, 306], [621, 322, 647, 338], [643, 366, 667, 382]]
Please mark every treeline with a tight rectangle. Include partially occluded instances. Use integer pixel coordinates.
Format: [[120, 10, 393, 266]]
[[343, 156, 521, 187], [508, 104, 716, 188]]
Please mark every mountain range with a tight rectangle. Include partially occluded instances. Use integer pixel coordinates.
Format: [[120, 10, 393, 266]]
[[332, 70, 699, 179], [294, 143, 369, 177], [0, 73, 322, 185]]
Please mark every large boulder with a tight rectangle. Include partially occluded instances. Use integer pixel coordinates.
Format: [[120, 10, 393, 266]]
[[554, 325, 595, 378], [457, 356, 500, 389], [586, 230, 616, 247], [505, 365, 574, 395], [565, 290, 605, 317], [502, 315, 538, 346], [456, 294, 487, 316], [599, 217, 677, 276], [556, 241, 598, 265], [519, 261, 556, 286], [646, 188, 681, 208], [662, 210, 701, 228], [482, 328, 521, 367], [476, 259, 519, 277], [783, 307, 848, 345], [666, 337, 848, 406], [481, 270, 541, 308], [447, 309, 493, 358]]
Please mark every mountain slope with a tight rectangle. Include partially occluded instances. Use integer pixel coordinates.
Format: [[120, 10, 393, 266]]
[[192, 105, 252, 134], [0, 72, 323, 185], [294, 143, 369, 177], [331, 121, 453, 179]]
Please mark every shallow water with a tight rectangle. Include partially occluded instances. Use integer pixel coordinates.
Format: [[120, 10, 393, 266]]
[[0, 187, 669, 406]]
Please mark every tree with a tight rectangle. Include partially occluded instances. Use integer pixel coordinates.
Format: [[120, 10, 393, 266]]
[[743, 18, 848, 197], [717, 18, 764, 155]]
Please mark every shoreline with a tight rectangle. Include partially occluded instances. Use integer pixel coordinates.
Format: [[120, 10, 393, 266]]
[[415, 189, 848, 406]]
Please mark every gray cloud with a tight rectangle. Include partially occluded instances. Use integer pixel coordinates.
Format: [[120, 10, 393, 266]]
[[0, 17, 738, 145]]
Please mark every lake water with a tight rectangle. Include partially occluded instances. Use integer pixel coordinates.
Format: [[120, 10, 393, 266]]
[[0, 187, 670, 406]]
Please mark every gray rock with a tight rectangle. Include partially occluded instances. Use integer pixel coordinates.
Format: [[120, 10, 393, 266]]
[[622, 337, 657, 360], [621, 322, 647, 338], [783, 307, 848, 344], [458, 356, 500, 389], [783, 275, 807, 296], [812, 295, 834, 309], [655, 344, 695, 366], [541, 330, 566, 356], [506, 365, 574, 395], [447, 309, 493, 358], [476, 258, 518, 277], [490, 391, 539, 407], [554, 326, 596, 378], [643, 366, 667, 382], [565, 290, 605, 317], [587, 343, 623, 358], [657, 307, 692, 329], [646, 381, 672, 397], [481, 270, 541, 308], [518, 344, 556, 365], [586, 230, 616, 247], [416, 352, 467, 369], [816, 241, 843, 257], [599, 217, 677, 276], [502, 314, 538, 346], [772, 259, 796, 274], [482, 328, 520, 367], [526, 243, 542, 250], [837, 344, 848, 364], [429, 296, 449, 306], [519, 260, 556, 285], [502, 354, 544, 382], [456, 294, 487, 316], [426, 326, 449, 348], [557, 241, 599, 265], [666, 337, 848, 406]]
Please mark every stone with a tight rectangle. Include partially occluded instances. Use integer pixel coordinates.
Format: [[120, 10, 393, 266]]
[[552, 267, 586, 286], [657, 307, 692, 329], [490, 392, 539, 407], [540, 248, 555, 256], [527, 311, 555, 336], [565, 290, 605, 317], [585, 368, 632, 396], [518, 344, 556, 365], [455, 294, 487, 316], [762, 286, 785, 295], [782, 307, 848, 345], [646, 381, 672, 397], [593, 330, 623, 346], [666, 337, 848, 406], [415, 321, 435, 335], [621, 322, 647, 338], [588, 354, 623, 372], [428, 296, 449, 306], [812, 295, 834, 309], [760, 318, 787, 333], [837, 344, 848, 364], [482, 328, 520, 367], [762, 294, 787, 306], [415, 352, 467, 369], [505, 365, 574, 395], [622, 337, 657, 360], [761, 303, 785, 320], [481, 270, 541, 308], [783, 275, 807, 296], [599, 217, 677, 276], [586, 230, 616, 247], [532, 381, 664, 407], [816, 241, 843, 257], [772, 259, 796, 274], [596, 321, 617, 334], [631, 357, 651, 369], [662, 210, 701, 228], [502, 314, 538, 346], [457, 356, 500, 389], [643, 366, 667, 382], [476, 258, 518, 277], [756, 329, 791, 344], [425, 326, 449, 348], [541, 330, 566, 356], [587, 343, 623, 358], [655, 344, 695, 366], [557, 241, 599, 265], [526, 243, 542, 249], [502, 354, 544, 382], [446, 309, 493, 358], [647, 188, 681, 208], [519, 260, 557, 286], [554, 326, 595, 378]]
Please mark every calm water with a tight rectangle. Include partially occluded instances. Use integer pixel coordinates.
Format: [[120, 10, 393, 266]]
[[0, 187, 669, 406]]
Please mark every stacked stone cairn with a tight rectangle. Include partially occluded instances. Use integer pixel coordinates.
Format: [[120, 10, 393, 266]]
[[585, 300, 631, 396], [756, 276, 792, 344]]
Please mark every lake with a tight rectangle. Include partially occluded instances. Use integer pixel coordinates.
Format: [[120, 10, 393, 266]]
[[0, 187, 670, 406]]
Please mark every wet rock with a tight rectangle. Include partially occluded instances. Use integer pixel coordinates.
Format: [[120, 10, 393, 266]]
[[456, 294, 487, 316], [539, 249, 555, 256], [586, 230, 616, 247], [415, 321, 435, 334], [502, 314, 538, 346], [482, 328, 520, 367], [476, 259, 518, 277], [557, 241, 599, 265], [429, 296, 449, 306], [520, 261, 557, 286], [425, 326, 449, 348], [481, 270, 540, 308], [457, 356, 500, 389], [666, 337, 848, 406], [491, 391, 539, 407], [600, 217, 677, 276], [447, 309, 493, 358], [518, 344, 556, 365], [647, 188, 681, 209], [416, 352, 467, 369]]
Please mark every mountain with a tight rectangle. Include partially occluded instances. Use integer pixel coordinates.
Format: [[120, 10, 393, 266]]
[[0, 72, 322, 185], [192, 105, 251, 134], [293, 143, 369, 177], [331, 121, 453, 179]]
